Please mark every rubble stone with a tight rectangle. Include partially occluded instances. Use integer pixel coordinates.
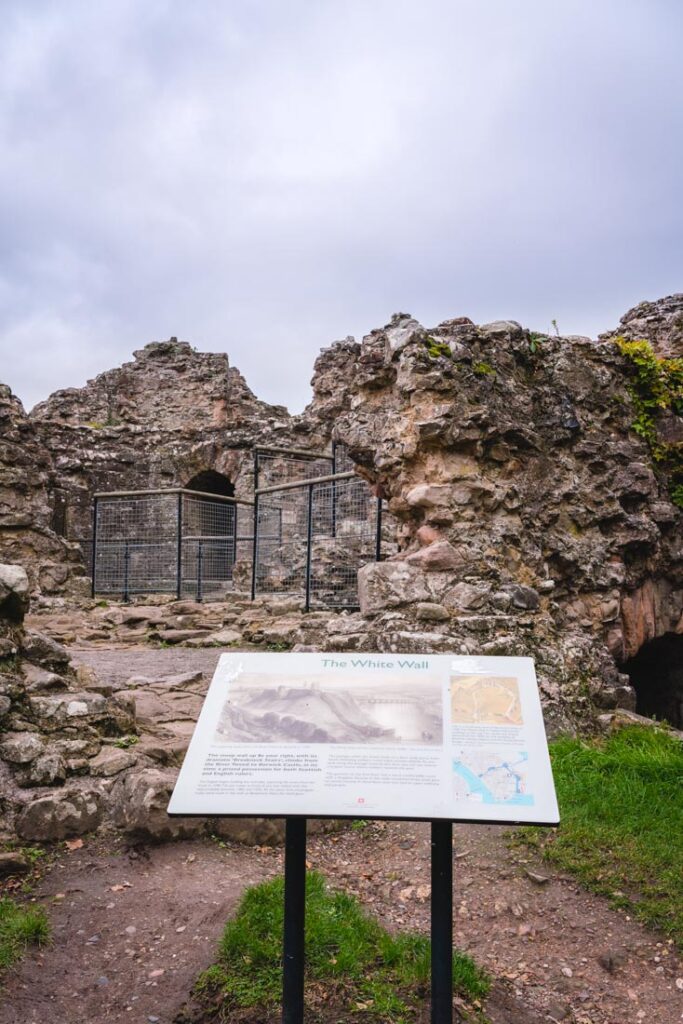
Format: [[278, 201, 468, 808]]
[[16, 787, 104, 840], [109, 768, 205, 841]]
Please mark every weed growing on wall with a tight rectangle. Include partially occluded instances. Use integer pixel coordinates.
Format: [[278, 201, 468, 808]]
[[616, 338, 683, 507]]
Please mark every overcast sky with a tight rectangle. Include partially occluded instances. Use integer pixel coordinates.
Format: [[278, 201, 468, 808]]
[[1, 1, 681, 414]]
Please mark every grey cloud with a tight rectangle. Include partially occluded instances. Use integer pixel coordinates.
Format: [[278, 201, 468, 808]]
[[1, 0, 682, 412]]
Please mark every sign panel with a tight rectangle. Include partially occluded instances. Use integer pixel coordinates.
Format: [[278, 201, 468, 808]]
[[168, 652, 559, 825]]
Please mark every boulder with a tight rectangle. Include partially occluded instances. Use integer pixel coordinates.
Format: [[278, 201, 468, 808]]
[[500, 584, 541, 611], [211, 817, 286, 845], [21, 662, 67, 692], [204, 627, 242, 646], [443, 582, 491, 611], [0, 564, 29, 623], [415, 602, 450, 622], [0, 851, 30, 877], [16, 787, 104, 840], [20, 630, 70, 671], [89, 747, 138, 777], [109, 768, 205, 840], [0, 732, 45, 763], [18, 751, 67, 787], [29, 691, 136, 735], [358, 561, 430, 615], [406, 541, 465, 572], [385, 314, 424, 355], [404, 484, 452, 509]]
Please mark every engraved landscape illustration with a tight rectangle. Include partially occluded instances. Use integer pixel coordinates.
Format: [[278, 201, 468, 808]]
[[214, 672, 443, 745]]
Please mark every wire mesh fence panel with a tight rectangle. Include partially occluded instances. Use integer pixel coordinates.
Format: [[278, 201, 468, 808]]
[[93, 494, 178, 597], [254, 448, 333, 491], [92, 490, 252, 600], [333, 441, 399, 561], [88, 457, 394, 607], [253, 483, 310, 602], [253, 473, 383, 609], [180, 493, 237, 600], [309, 476, 379, 609], [232, 502, 256, 593]]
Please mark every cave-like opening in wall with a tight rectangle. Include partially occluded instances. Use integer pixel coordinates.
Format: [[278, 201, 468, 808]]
[[623, 633, 683, 729], [185, 469, 235, 498], [184, 470, 236, 595]]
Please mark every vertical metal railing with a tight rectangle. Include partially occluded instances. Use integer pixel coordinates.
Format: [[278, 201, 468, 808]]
[[90, 495, 99, 598], [196, 540, 204, 602], [176, 492, 183, 600], [304, 482, 314, 612]]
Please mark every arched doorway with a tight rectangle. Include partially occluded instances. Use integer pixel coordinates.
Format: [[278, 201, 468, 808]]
[[623, 633, 683, 729], [183, 470, 236, 595], [185, 470, 234, 498]]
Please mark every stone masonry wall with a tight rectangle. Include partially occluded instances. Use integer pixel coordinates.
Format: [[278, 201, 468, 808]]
[[0, 385, 84, 594], [304, 300, 682, 729], [30, 339, 321, 546]]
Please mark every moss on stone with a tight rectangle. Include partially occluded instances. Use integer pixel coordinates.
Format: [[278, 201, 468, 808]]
[[423, 336, 452, 359]]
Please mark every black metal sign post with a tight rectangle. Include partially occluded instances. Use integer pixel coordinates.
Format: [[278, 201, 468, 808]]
[[282, 818, 307, 1024], [280, 817, 454, 1024], [431, 820, 453, 1024]]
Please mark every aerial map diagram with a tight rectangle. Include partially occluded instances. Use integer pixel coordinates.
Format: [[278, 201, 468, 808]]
[[452, 750, 534, 806], [214, 671, 443, 745], [450, 674, 523, 726]]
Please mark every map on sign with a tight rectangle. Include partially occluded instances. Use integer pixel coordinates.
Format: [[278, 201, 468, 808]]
[[450, 675, 523, 726], [452, 750, 533, 806], [168, 653, 559, 825]]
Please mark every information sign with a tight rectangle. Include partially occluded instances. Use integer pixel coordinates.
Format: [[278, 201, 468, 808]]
[[168, 651, 559, 825]]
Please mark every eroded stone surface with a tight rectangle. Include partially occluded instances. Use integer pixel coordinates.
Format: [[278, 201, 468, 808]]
[[0, 295, 681, 843]]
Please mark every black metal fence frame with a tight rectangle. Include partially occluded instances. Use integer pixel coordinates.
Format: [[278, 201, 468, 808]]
[[88, 445, 388, 608], [91, 487, 253, 602]]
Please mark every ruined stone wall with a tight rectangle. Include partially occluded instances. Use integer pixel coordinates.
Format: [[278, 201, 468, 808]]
[[30, 339, 321, 545], [601, 293, 683, 359], [305, 301, 682, 728], [0, 385, 84, 593]]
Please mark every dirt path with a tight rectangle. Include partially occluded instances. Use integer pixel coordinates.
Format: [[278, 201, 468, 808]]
[[1, 647, 680, 1024], [68, 647, 226, 688], [0, 835, 280, 1024], [309, 822, 683, 1024], [2, 823, 680, 1024]]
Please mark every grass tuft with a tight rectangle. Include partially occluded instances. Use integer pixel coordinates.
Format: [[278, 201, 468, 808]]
[[198, 871, 489, 1021], [517, 726, 683, 945], [0, 898, 49, 970]]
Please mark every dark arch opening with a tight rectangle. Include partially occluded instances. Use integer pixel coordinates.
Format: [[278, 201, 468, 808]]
[[185, 470, 234, 498], [183, 471, 236, 594], [623, 632, 683, 729]]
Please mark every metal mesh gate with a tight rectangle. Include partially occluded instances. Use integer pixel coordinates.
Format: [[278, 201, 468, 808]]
[[252, 471, 384, 610], [91, 489, 253, 600]]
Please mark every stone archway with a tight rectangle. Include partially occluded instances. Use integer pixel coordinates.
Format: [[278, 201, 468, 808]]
[[622, 633, 683, 728], [185, 469, 234, 498], [184, 470, 236, 593]]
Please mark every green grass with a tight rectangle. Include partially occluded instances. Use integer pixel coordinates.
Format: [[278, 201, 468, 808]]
[[518, 726, 683, 945], [0, 898, 49, 970], [198, 872, 489, 1022]]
